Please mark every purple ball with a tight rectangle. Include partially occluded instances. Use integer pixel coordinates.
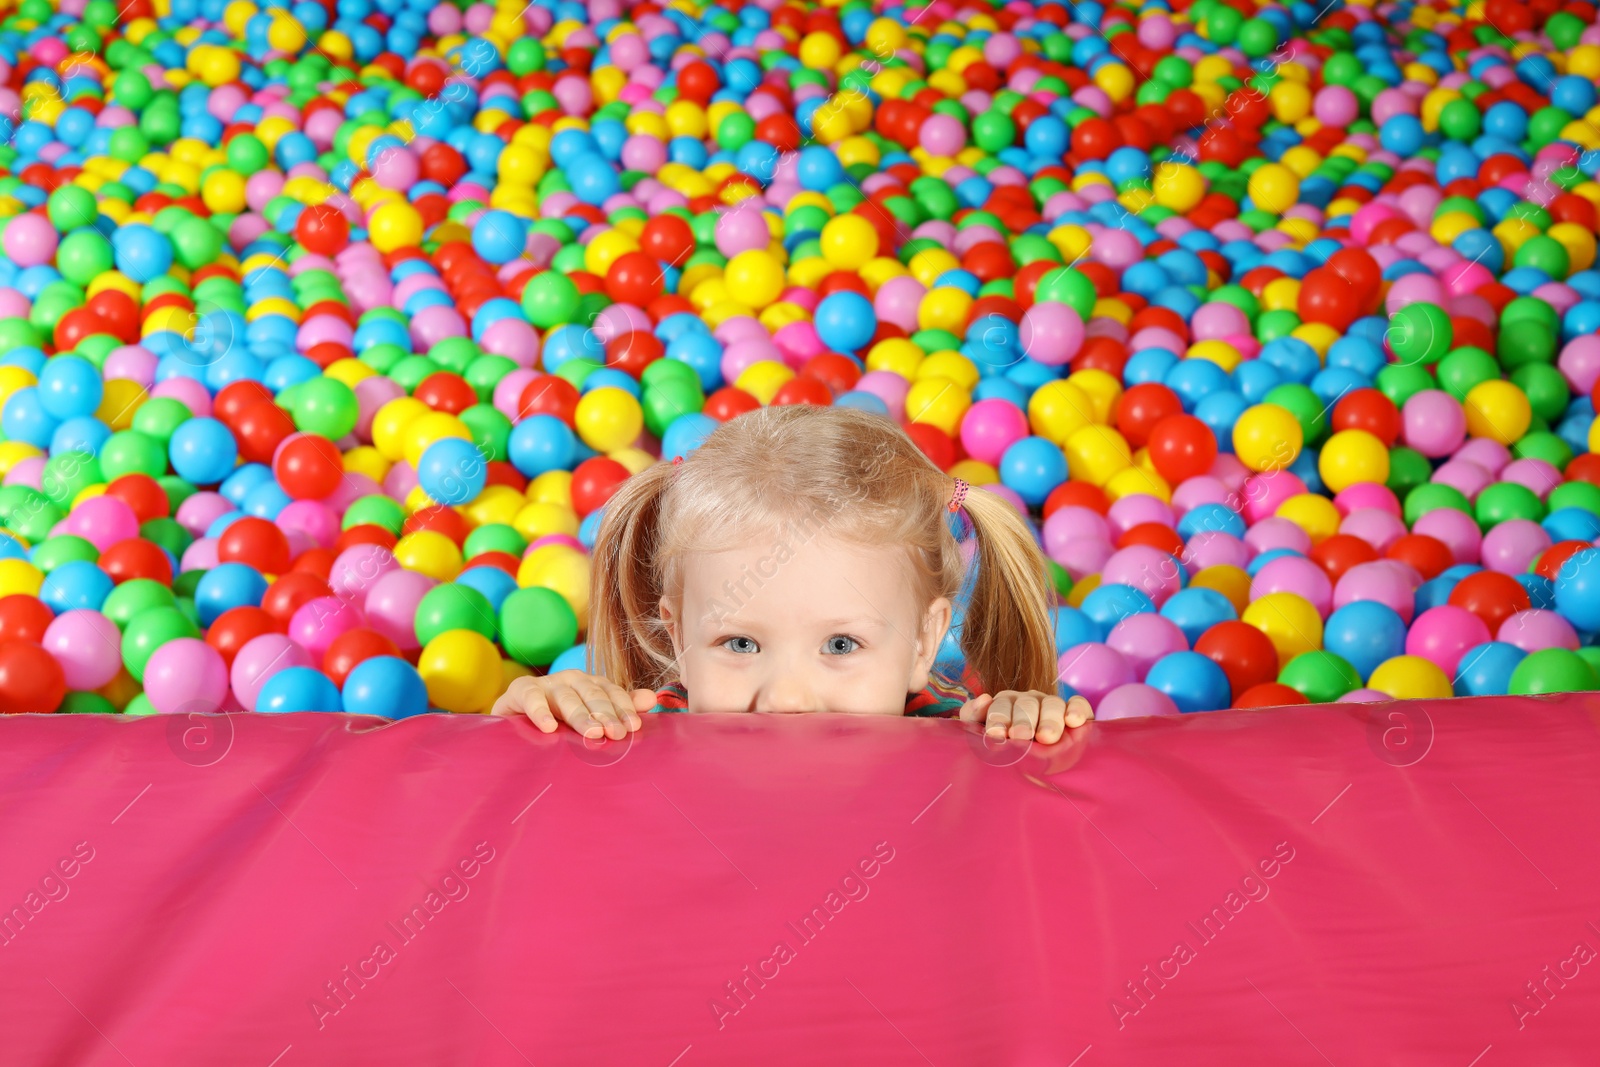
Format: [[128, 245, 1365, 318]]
[[1106, 614, 1189, 680], [1095, 683, 1181, 721], [1058, 643, 1137, 705]]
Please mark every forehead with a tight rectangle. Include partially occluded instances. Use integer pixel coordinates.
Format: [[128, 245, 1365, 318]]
[[678, 530, 918, 630]]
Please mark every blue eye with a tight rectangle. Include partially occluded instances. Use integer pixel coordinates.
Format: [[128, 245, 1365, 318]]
[[722, 636, 758, 654], [825, 636, 859, 655]]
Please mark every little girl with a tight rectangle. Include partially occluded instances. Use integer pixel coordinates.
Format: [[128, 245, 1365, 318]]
[[491, 405, 1092, 743]]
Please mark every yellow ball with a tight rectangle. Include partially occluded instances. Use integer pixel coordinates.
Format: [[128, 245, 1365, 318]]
[[917, 287, 973, 333], [1247, 163, 1300, 214], [368, 201, 424, 253], [1065, 369, 1121, 423], [1242, 592, 1323, 667], [905, 377, 971, 436], [418, 630, 505, 713], [403, 412, 472, 469], [0, 442, 42, 476], [201, 169, 247, 214], [819, 213, 879, 270], [372, 397, 428, 461], [734, 359, 795, 404], [0, 558, 44, 598], [1318, 429, 1390, 493], [1233, 403, 1303, 472], [516, 543, 591, 622], [394, 530, 463, 582], [1368, 655, 1453, 701], [512, 501, 579, 542], [1191, 564, 1253, 615], [1275, 493, 1342, 545], [573, 386, 644, 452], [1151, 162, 1205, 212], [1463, 379, 1532, 445], [723, 248, 786, 308], [0, 366, 37, 410], [1028, 380, 1097, 446], [1105, 465, 1171, 504], [798, 31, 842, 70], [1064, 425, 1132, 486], [266, 13, 307, 51]]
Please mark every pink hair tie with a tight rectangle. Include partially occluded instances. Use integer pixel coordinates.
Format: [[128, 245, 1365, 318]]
[[948, 477, 969, 513], [672, 456, 684, 468]]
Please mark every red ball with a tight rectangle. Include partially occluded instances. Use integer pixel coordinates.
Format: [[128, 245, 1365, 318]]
[[1147, 414, 1218, 484], [1195, 620, 1282, 698], [1297, 267, 1362, 331], [517, 374, 580, 425], [236, 400, 297, 465], [403, 504, 471, 547], [606, 330, 663, 380], [1043, 480, 1109, 517], [323, 628, 401, 689], [904, 422, 957, 470], [105, 473, 169, 521], [1233, 682, 1310, 709], [219, 516, 292, 574], [295, 203, 350, 256], [414, 372, 478, 414], [1114, 383, 1184, 449], [1566, 453, 1600, 487], [605, 251, 666, 307], [0, 641, 65, 713], [261, 571, 332, 624], [99, 537, 174, 585], [570, 457, 632, 517], [703, 386, 761, 422], [1385, 533, 1454, 580], [800, 353, 861, 395], [206, 606, 283, 669], [335, 524, 399, 554], [1447, 571, 1530, 635], [1534, 539, 1595, 582], [214, 380, 275, 428], [771, 376, 833, 406], [639, 214, 697, 267], [0, 595, 53, 645], [1117, 523, 1185, 556], [1330, 388, 1401, 446], [273, 434, 345, 500], [1308, 534, 1378, 584]]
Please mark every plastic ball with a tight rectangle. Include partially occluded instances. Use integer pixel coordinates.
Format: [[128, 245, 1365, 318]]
[[418, 629, 503, 713], [1144, 651, 1232, 713], [1367, 655, 1453, 700], [342, 656, 430, 718], [257, 666, 343, 713]]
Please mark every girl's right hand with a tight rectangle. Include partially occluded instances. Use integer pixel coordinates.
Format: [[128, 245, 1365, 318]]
[[490, 670, 656, 740]]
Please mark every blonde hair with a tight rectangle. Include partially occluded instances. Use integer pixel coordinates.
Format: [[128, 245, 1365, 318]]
[[587, 405, 1058, 696]]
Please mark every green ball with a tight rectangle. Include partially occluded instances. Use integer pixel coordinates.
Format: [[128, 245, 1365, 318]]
[[971, 110, 1015, 151], [102, 578, 178, 628], [60, 692, 118, 714], [1387, 302, 1453, 366], [1513, 430, 1573, 470], [1508, 648, 1599, 696], [1435, 347, 1500, 401], [1034, 268, 1096, 321], [459, 404, 512, 463], [1278, 651, 1361, 704], [1548, 481, 1600, 518], [1263, 383, 1326, 443], [1497, 318, 1556, 369], [32, 535, 99, 574], [414, 583, 497, 646], [506, 37, 546, 75], [1512, 235, 1569, 279], [292, 377, 359, 439], [1509, 363, 1570, 423], [643, 381, 706, 439], [56, 230, 115, 286], [158, 475, 196, 513], [122, 606, 199, 681], [498, 587, 579, 667], [1404, 482, 1472, 526], [520, 271, 581, 329], [1237, 17, 1278, 57], [41, 451, 102, 508], [5, 493, 64, 543], [390, 356, 440, 393], [1437, 98, 1480, 141], [226, 133, 270, 175], [465, 355, 518, 402], [715, 111, 756, 152], [48, 185, 99, 231], [141, 517, 193, 558], [343, 495, 407, 534], [123, 694, 157, 717], [463, 523, 526, 559], [170, 216, 223, 269], [1385, 446, 1433, 499], [1474, 482, 1543, 532], [1376, 362, 1434, 408], [131, 396, 193, 444]]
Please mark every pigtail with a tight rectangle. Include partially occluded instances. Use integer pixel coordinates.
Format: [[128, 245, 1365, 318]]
[[955, 486, 1060, 697], [585, 461, 678, 690]]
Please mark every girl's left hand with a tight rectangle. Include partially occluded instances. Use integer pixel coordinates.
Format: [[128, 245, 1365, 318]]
[[960, 691, 1093, 745]]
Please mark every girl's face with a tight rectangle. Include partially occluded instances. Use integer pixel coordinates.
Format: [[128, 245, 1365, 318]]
[[660, 529, 952, 716]]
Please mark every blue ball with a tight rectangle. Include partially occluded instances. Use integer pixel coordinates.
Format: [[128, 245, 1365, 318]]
[[39, 559, 114, 614], [549, 642, 588, 674], [661, 412, 717, 461], [1051, 606, 1099, 655], [2, 387, 61, 449], [1453, 641, 1527, 697], [813, 291, 876, 353], [471, 209, 529, 265], [455, 566, 518, 612], [194, 562, 270, 626], [1160, 587, 1237, 645], [37, 355, 104, 419], [1144, 651, 1232, 713], [507, 414, 576, 478], [998, 436, 1067, 506], [1516, 572, 1556, 610], [257, 666, 343, 713], [1553, 548, 1600, 633], [417, 437, 487, 506], [1323, 601, 1407, 681], [1177, 502, 1246, 540], [342, 656, 430, 718], [1081, 583, 1155, 636], [168, 417, 238, 485], [1543, 507, 1600, 544]]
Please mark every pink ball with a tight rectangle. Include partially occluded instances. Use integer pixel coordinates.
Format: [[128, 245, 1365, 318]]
[[1405, 605, 1491, 676], [1106, 614, 1189, 680], [1053, 538, 1115, 579], [1313, 85, 1360, 125], [1240, 471, 1306, 523], [329, 543, 400, 600], [1043, 506, 1112, 556], [144, 638, 230, 715], [1339, 507, 1408, 553], [1499, 459, 1562, 499], [1338, 688, 1391, 704], [1181, 531, 1252, 572], [1019, 302, 1085, 365], [1430, 459, 1493, 501], [1497, 609, 1579, 653], [288, 596, 365, 662], [62, 495, 141, 551], [1094, 683, 1181, 720], [1244, 515, 1312, 556], [714, 206, 771, 257], [276, 500, 338, 549], [41, 610, 121, 690], [1250, 555, 1334, 617], [363, 569, 436, 650], [1401, 390, 1466, 457], [1557, 335, 1600, 395], [1412, 508, 1482, 564], [919, 112, 967, 155], [1106, 494, 1173, 536], [1334, 561, 1418, 624], [230, 634, 313, 712], [1100, 545, 1183, 607], [1058, 643, 1137, 705], [959, 399, 1029, 466], [1480, 519, 1551, 575], [1333, 483, 1399, 517], [2, 213, 58, 267]]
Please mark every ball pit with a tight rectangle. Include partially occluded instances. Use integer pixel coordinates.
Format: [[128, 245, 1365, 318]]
[[0, 0, 1592, 720]]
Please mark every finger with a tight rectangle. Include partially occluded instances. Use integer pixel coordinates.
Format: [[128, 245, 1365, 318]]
[[1036, 696, 1068, 744], [550, 686, 603, 739], [573, 681, 626, 740], [597, 681, 642, 735], [630, 688, 656, 722], [1065, 695, 1094, 729], [984, 693, 1014, 737], [491, 683, 558, 733], [1008, 693, 1040, 741], [959, 693, 993, 723]]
